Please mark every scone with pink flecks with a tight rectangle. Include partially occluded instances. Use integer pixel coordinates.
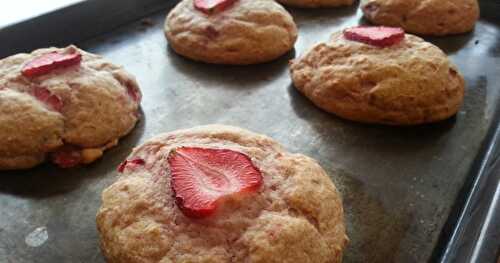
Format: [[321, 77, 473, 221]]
[[290, 26, 465, 125], [361, 0, 479, 36], [97, 125, 348, 263], [165, 0, 298, 65], [0, 45, 141, 170]]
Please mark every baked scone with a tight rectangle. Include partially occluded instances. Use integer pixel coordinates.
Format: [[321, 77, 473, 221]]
[[361, 0, 480, 36], [0, 45, 141, 170], [164, 0, 298, 65], [276, 0, 353, 8], [97, 125, 348, 263], [290, 26, 465, 125]]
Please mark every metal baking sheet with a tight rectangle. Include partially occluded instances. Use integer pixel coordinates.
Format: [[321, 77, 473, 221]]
[[1, 1, 499, 262]]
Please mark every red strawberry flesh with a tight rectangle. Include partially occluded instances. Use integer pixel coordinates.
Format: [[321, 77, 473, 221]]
[[126, 84, 141, 103], [22, 50, 82, 77], [34, 86, 64, 112], [51, 146, 82, 168], [194, 0, 237, 14], [117, 158, 146, 173], [343, 26, 405, 47], [168, 147, 263, 218]]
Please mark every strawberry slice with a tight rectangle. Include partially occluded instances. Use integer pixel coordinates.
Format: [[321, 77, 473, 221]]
[[126, 84, 141, 103], [117, 158, 146, 173], [51, 145, 82, 168], [194, 0, 237, 15], [343, 26, 405, 47], [168, 147, 263, 218], [22, 50, 82, 77], [33, 86, 64, 112]]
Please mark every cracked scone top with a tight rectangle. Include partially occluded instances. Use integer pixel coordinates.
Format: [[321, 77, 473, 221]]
[[276, 0, 353, 8], [290, 29, 465, 125], [361, 0, 480, 36], [164, 0, 298, 65], [97, 125, 348, 263], [0, 45, 141, 170]]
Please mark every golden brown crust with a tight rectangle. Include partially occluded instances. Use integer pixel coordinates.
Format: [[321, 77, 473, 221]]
[[97, 125, 348, 263], [277, 0, 353, 8], [290, 32, 465, 125], [361, 0, 480, 36], [164, 0, 298, 65], [0, 46, 141, 170]]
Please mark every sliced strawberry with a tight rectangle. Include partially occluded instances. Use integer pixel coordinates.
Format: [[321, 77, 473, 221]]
[[51, 146, 82, 168], [33, 86, 64, 112], [168, 147, 263, 218], [343, 26, 405, 47], [22, 50, 82, 78], [126, 84, 141, 103], [117, 158, 146, 173], [194, 0, 237, 15]]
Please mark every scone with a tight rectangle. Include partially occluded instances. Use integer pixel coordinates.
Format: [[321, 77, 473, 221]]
[[361, 0, 480, 36], [0, 45, 141, 170], [97, 125, 348, 263], [164, 0, 298, 65], [276, 0, 353, 8], [290, 26, 465, 125]]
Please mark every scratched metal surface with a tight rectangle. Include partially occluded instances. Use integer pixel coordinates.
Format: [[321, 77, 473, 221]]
[[1, 1, 499, 263]]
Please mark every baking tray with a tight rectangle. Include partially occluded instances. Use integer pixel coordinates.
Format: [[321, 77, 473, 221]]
[[0, 0, 499, 262]]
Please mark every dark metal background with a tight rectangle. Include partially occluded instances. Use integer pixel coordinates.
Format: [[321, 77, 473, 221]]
[[0, 1, 499, 263]]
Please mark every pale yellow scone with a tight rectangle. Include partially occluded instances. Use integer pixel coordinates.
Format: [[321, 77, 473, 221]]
[[361, 0, 480, 36], [164, 0, 298, 65], [0, 45, 141, 170], [290, 32, 465, 125], [277, 0, 353, 8], [97, 125, 348, 263]]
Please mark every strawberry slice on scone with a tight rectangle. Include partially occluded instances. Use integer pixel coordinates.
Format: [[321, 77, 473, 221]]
[[22, 50, 82, 77], [168, 147, 263, 218], [194, 0, 237, 14], [343, 26, 405, 47]]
